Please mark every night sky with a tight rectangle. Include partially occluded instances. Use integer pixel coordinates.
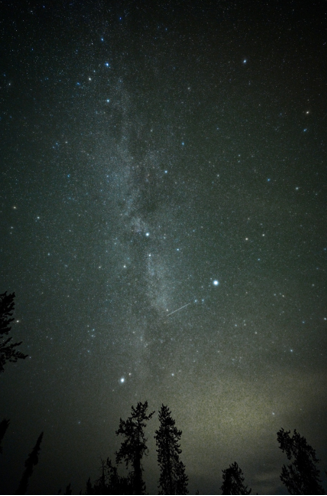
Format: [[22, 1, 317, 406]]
[[1, 1, 327, 494]]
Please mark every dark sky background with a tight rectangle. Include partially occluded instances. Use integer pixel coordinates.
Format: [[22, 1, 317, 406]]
[[1, 0, 327, 494]]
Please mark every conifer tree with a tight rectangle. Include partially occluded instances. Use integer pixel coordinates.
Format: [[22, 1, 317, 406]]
[[174, 458, 189, 495], [221, 462, 251, 495], [154, 404, 188, 494], [16, 432, 44, 495], [86, 477, 93, 495], [87, 458, 130, 495], [277, 428, 325, 494], [116, 401, 155, 494], [58, 483, 73, 494], [0, 292, 27, 373], [0, 418, 10, 454], [64, 483, 72, 494]]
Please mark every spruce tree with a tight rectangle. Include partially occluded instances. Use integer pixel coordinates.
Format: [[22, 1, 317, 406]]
[[221, 462, 251, 495], [64, 483, 72, 494], [88, 458, 131, 495], [277, 428, 325, 494], [0, 418, 10, 453], [86, 477, 93, 495], [154, 404, 188, 494], [16, 432, 44, 494], [116, 401, 155, 494], [0, 291, 27, 373]]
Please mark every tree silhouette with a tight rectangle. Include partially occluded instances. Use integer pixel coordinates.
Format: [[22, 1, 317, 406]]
[[64, 483, 72, 494], [0, 418, 10, 454], [116, 401, 155, 494], [221, 462, 251, 495], [16, 431, 44, 495], [58, 483, 73, 494], [154, 404, 188, 494], [86, 477, 93, 495], [86, 458, 132, 495], [174, 460, 189, 495], [277, 428, 325, 494], [0, 292, 27, 373]]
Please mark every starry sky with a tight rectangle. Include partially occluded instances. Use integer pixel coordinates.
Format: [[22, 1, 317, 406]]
[[1, 1, 327, 494]]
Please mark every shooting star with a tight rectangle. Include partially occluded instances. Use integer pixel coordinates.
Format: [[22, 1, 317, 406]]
[[166, 302, 192, 318]]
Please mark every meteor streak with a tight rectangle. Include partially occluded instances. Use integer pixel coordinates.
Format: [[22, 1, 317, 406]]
[[166, 302, 192, 317]]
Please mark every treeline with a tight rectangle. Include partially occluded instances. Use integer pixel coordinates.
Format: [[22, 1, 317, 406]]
[[0, 291, 326, 494], [85, 402, 188, 495], [83, 401, 325, 495]]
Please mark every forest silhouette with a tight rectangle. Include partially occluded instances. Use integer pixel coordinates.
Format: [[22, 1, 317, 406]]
[[0, 292, 326, 494]]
